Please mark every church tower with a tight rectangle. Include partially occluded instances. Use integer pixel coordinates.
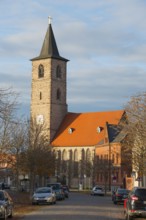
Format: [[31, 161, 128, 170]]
[[30, 18, 68, 143]]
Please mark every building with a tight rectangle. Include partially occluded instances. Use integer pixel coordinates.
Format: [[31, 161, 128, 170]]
[[30, 19, 132, 189]]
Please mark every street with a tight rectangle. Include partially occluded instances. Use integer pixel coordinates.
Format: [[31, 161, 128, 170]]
[[22, 192, 124, 220]]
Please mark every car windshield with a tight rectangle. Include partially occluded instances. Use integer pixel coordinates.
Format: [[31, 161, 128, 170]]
[[118, 189, 129, 194], [36, 188, 51, 193], [47, 184, 61, 190]]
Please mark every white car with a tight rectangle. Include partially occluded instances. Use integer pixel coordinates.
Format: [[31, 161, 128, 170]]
[[32, 187, 56, 205], [91, 186, 104, 196]]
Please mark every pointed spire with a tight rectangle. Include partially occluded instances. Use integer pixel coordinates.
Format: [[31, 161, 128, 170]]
[[31, 18, 68, 62], [39, 23, 60, 58]]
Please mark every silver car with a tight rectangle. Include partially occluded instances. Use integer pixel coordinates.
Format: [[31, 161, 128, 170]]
[[91, 186, 104, 196], [32, 187, 56, 205]]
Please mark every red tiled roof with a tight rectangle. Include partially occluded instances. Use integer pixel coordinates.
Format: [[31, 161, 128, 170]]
[[51, 110, 124, 147]]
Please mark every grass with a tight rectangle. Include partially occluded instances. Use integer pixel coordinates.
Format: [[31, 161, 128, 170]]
[[8, 190, 40, 220]]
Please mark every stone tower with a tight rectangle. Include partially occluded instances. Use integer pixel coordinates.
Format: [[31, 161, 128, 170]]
[[30, 19, 68, 143]]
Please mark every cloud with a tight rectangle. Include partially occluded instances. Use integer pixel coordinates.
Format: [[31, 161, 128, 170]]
[[0, 0, 146, 117]]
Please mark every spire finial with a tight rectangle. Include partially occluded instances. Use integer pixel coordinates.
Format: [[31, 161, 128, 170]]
[[48, 16, 52, 25]]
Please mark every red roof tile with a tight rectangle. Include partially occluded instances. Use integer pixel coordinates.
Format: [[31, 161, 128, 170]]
[[51, 110, 124, 147]]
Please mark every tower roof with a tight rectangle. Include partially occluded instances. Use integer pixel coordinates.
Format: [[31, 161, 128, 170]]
[[31, 23, 68, 62]]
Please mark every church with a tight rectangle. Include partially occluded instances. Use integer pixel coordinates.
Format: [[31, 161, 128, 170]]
[[30, 19, 131, 189]]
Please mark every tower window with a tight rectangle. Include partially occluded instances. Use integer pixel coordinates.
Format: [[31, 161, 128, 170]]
[[40, 92, 42, 100], [38, 64, 44, 78], [56, 89, 61, 100], [56, 65, 61, 78]]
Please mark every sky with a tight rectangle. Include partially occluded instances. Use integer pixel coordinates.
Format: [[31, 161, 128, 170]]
[[0, 0, 146, 118]]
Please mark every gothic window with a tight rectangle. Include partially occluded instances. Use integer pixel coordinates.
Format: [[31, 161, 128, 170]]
[[38, 64, 44, 78], [56, 65, 61, 78], [56, 89, 61, 100], [74, 150, 78, 162], [81, 149, 85, 161], [62, 150, 67, 161], [69, 150, 73, 160], [86, 149, 91, 161]]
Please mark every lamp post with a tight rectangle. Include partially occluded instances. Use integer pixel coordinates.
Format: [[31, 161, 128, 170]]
[[108, 142, 112, 191], [84, 174, 86, 190]]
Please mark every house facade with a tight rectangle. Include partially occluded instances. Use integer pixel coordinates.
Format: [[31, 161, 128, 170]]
[[30, 19, 132, 189]]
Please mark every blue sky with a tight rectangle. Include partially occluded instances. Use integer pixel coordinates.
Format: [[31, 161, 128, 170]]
[[0, 0, 146, 117]]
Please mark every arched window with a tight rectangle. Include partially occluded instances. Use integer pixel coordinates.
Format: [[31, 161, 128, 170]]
[[56, 65, 61, 78], [38, 64, 44, 78], [56, 89, 61, 100], [74, 150, 78, 162], [86, 149, 91, 161], [81, 149, 85, 161], [62, 150, 67, 161], [69, 150, 73, 160]]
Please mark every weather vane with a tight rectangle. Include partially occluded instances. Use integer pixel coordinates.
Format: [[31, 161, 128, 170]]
[[48, 16, 52, 24]]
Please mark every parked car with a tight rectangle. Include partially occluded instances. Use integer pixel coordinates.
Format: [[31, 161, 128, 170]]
[[32, 187, 56, 205], [124, 187, 146, 219], [62, 185, 69, 198], [91, 186, 104, 196], [47, 183, 65, 200], [112, 188, 130, 204], [0, 190, 13, 219]]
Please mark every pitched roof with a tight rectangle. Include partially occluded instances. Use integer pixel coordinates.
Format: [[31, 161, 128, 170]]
[[31, 24, 68, 62], [107, 124, 119, 143], [51, 110, 124, 147]]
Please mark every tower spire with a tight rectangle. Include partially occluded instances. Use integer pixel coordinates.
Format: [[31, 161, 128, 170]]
[[31, 18, 68, 62]]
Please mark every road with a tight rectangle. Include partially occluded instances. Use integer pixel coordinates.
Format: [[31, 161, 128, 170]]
[[22, 192, 124, 220]]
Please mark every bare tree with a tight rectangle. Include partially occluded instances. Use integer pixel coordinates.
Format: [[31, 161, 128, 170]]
[[0, 88, 25, 186], [0, 88, 18, 153], [24, 118, 55, 193], [121, 92, 146, 186], [8, 120, 27, 190]]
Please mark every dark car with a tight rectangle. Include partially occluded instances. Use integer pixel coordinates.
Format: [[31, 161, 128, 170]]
[[62, 186, 69, 198], [112, 188, 130, 204], [47, 183, 65, 200], [124, 187, 146, 219], [0, 190, 13, 219]]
